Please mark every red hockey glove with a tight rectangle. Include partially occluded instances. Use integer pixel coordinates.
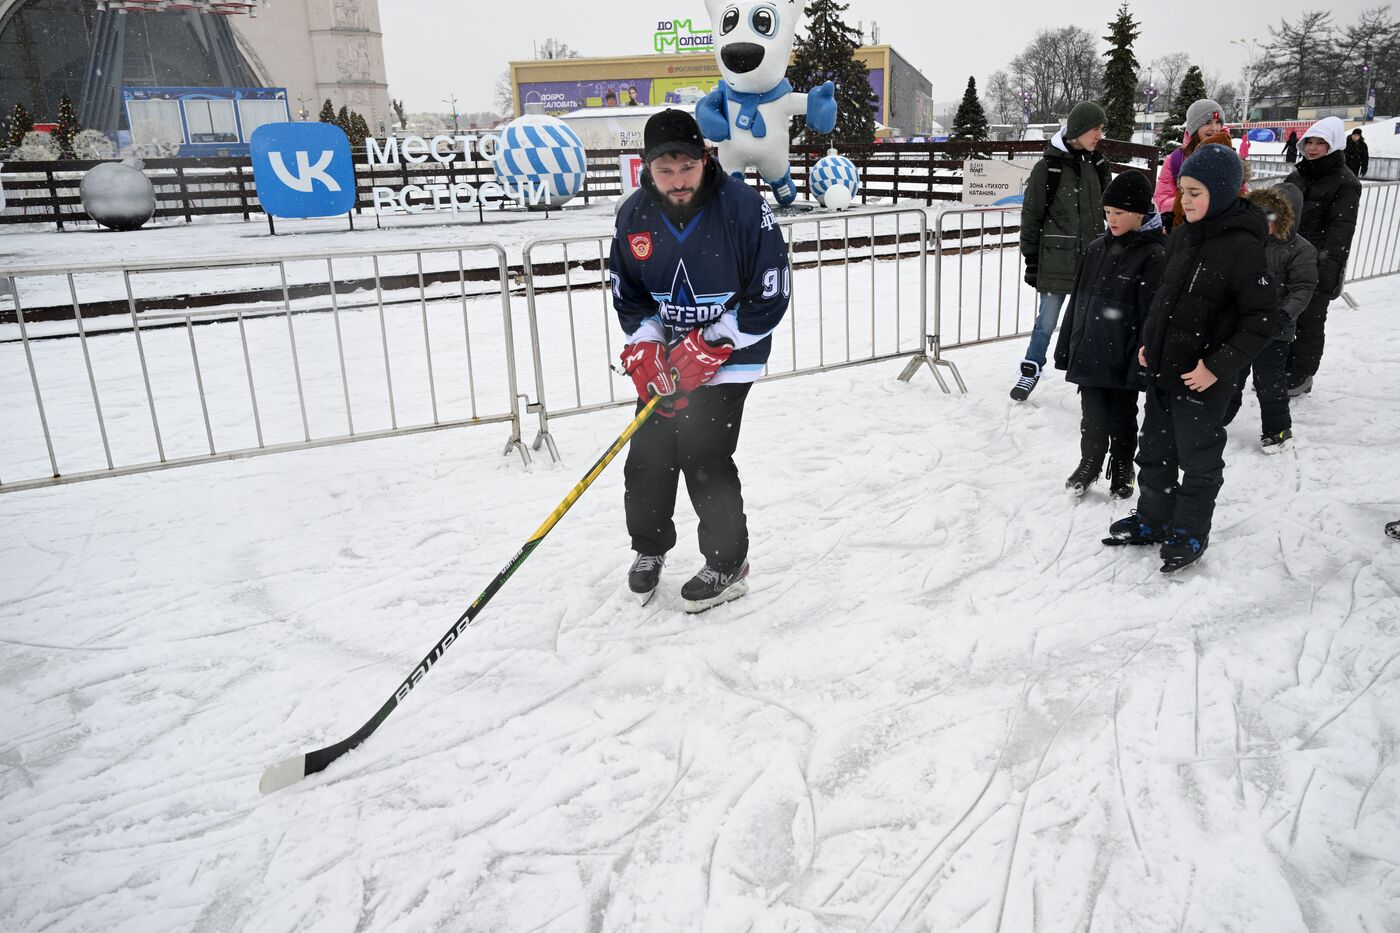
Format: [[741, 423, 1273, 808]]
[[619, 340, 680, 404], [669, 329, 734, 393]]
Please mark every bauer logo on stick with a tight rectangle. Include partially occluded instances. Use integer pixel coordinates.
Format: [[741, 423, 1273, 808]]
[[630, 232, 654, 260]]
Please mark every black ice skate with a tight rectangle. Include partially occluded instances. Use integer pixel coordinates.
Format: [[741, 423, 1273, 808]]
[[1065, 458, 1101, 498], [1159, 528, 1209, 573], [1103, 510, 1167, 546], [628, 553, 666, 605], [681, 561, 749, 613], [1260, 429, 1293, 454], [1387, 520, 1400, 540], [1009, 361, 1041, 401], [1108, 458, 1134, 500]]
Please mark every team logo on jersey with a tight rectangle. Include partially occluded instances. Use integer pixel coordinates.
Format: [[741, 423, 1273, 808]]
[[650, 260, 735, 327], [629, 233, 654, 260]]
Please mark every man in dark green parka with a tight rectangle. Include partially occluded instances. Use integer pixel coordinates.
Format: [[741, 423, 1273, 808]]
[[1011, 101, 1114, 401]]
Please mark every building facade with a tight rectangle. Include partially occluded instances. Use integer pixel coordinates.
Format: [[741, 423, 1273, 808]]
[[0, 0, 390, 139], [511, 46, 934, 137]]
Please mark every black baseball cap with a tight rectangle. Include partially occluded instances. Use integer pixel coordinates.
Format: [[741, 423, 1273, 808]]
[[643, 108, 705, 162]]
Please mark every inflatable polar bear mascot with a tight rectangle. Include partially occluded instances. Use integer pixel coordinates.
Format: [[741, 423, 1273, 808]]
[[695, 0, 837, 206]]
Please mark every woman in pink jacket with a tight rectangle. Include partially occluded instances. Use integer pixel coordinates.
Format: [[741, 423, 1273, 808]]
[[1153, 99, 1228, 227]]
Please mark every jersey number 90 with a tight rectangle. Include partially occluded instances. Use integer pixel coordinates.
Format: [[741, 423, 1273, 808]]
[[762, 266, 790, 300]]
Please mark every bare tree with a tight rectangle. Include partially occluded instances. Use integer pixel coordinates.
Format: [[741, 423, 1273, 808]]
[[1010, 26, 1102, 121], [985, 70, 1019, 123], [1148, 52, 1190, 106], [1258, 11, 1339, 108], [495, 70, 516, 119]]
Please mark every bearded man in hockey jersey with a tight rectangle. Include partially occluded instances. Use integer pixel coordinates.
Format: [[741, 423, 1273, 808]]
[[611, 108, 790, 612]]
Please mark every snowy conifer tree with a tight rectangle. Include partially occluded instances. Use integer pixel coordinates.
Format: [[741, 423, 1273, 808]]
[[1158, 65, 1206, 149], [951, 76, 990, 155], [1100, 2, 1140, 142], [788, 0, 879, 144]]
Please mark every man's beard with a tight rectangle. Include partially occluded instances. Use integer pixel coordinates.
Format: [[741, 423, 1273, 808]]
[[661, 189, 699, 222]]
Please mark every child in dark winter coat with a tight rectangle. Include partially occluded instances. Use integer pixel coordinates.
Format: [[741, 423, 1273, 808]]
[[1223, 183, 1318, 451], [1054, 170, 1166, 499], [1105, 144, 1276, 573]]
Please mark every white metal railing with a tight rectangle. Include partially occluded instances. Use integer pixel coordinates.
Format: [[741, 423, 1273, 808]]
[[517, 206, 961, 461], [2, 242, 528, 492]]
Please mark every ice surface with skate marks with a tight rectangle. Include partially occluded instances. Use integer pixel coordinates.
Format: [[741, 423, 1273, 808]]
[[2, 279, 1399, 932]]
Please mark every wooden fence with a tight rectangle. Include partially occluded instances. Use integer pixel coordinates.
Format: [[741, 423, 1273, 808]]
[[0, 140, 1161, 230]]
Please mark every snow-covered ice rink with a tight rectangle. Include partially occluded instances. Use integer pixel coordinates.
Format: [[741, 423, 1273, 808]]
[[2, 273, 1398, 931]]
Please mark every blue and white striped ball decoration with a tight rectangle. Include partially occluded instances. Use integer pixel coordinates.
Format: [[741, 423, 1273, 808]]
[[810, 149, 860, 205], [492, 115, 588, 207]]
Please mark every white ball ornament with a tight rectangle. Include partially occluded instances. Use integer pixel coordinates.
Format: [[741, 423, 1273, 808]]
[[822, 184, 853, 211]]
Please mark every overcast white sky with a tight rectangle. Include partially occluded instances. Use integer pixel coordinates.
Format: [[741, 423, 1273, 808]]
[[381, 0, 1373, 115]]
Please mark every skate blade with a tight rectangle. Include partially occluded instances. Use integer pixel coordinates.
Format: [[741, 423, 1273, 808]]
[[1102, 536, 1159, 547], [634, 587, 658, 607], [1066, 485, 1090, 499], [1260, 442, 1292, 455], [683, 580, 749, 614], [1160, 553, 1206, 574]]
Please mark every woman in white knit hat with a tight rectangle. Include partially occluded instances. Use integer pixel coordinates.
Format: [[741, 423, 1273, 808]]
[[1281, 116, 1361, 396]]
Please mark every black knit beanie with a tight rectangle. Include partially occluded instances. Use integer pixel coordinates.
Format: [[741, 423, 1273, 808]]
[[1101, 170, 1154, 215], [1179, 143, 1242, 219]]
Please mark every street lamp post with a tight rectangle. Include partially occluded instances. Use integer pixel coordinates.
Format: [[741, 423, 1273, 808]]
[[442, 94, 461, 135], [1142, 85, 1157, 138], [1363, 60, 1375, 121], [296, 94, 312, 121], [1230, 38, 1260, 131], [1020, 89, 1031, 139]]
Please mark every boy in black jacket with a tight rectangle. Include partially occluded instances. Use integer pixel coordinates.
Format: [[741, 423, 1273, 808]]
[[1105, 144, 1276, 572], [1054, 170, 1166, 499]]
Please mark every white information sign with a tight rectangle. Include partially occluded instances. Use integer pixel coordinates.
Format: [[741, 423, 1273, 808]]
[[961, 159, 1033, 206]]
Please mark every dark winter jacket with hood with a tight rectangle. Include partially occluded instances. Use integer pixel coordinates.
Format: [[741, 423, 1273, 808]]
[[1284, 150, 1361, 300], [1019, 129, 1113, 294], [1140, 198, 1276, 389], [1245, 183, 1318, 343], [1053, 214, 1167, 389], [1344, 135, 1369, 177]]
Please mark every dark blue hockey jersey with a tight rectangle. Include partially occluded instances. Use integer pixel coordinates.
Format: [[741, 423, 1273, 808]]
[[610, 167, 790, 385]]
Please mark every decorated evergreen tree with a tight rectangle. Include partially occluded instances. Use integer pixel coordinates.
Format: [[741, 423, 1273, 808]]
[[788, 0, 879, 144], [318, 98, 337, 124], [55, 93, 81, 159], [6, 101, 33, 148], [335, 105, 351, 135], [951, 76, 990, 154], [347, 111, 371, 151], [1100, 2, 1140, 142], [1158, 65, 1206, 149]]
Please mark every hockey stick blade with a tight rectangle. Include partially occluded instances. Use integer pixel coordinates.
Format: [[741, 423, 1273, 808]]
[[259, 755, 306, 795], [257, 396, 662, 794]]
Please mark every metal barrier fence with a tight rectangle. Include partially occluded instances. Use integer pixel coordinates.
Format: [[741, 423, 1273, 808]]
[[1346, 181, 1400, 283], [932, 205, 1032, 354], [1250, 153, 1400, 183], [516, 206, 960, 461], [927, 182, 1400, 362], [2, 242, 528, 493]]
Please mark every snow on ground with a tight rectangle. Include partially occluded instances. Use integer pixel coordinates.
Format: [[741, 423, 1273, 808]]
[[2, 275, 1398, 931]]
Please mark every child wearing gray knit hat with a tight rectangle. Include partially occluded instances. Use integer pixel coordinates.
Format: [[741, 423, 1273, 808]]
[[1184, 99, 1225, 139]]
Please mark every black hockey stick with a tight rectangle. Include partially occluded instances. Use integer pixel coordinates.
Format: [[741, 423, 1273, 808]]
[[259, 394, 663, 794]]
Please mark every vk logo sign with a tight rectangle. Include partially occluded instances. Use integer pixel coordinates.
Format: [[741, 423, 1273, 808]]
[[250, 122, 356, 218]]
